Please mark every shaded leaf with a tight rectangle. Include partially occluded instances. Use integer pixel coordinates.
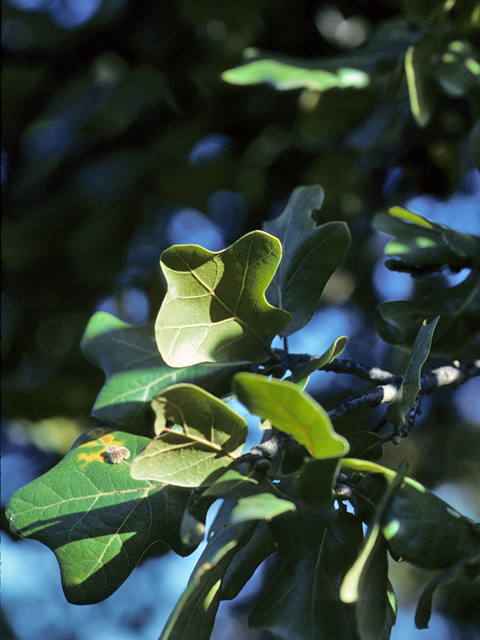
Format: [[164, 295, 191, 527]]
[[436, 40, 480, 98], [356, 536, 396, 640], [202, 468, 265, 500], [341, 460, 409, 604], [294, 457, 339, 510], [155, 231, 291, 367], [130, 384, 247, 488], [346, 432, 384, 462], [377, 271, 480, 354], [249, 513, 364, 640], [291, 336, 348, 383], [234, 373, 350, 459], [470, 118, 480, 171], [415, 547, 480, 629], [374, 207, 480, 268], [222, 59, 369, 92], [386, 317, 438, 427], [354, 470, 480, 570], [222, 520, 277, 600], [6, 425, 193, 605], [264, 185, 351, 335], [81, 312, 249, 429]]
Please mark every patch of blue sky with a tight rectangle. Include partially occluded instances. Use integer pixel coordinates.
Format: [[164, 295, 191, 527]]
[[207, 190, 248, 240], [166, 206, 225, 251], [5, 0, 103, 29], [373, 257, 414, 302], [454, 377, 480, 425], [96, 288, 150, 326], [188, 133, 230, 166], [405, 168, 480, 235]]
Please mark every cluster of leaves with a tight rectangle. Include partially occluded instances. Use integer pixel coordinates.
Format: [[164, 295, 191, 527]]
[[7, 186, 480, 640]]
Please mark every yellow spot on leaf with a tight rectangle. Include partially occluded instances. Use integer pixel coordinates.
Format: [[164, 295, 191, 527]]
[[78, 451, 104, 464]]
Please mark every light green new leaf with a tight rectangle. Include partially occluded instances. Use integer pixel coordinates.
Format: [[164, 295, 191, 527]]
[[250, 514, 364, 640], [436, 40, 480, 98], [386, 317, 438, 427], [81, 312, 249, 429], [156, 231, 291, 367], [377, 271, 480, 354], [130, 384, 247, 487], [374, 207, 480, 268], [234, 373, 349, 459], [263, 186, 351, 335], [222, 59, 369, 92], [291, 336, 348, 383], [6, 425, 193, 605]]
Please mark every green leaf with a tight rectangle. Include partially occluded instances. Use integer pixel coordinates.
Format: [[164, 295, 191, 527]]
[[81, 312, 249, 429], [6, 425, 193, 605], [341, 460, 409, 605], [415, 548, 480, 629], [222, 59, 369, 92], [386, 317, 438, 427], [346, 432, 385, 462], [202, 468, 264, 500], [230, 493, 296, 524], [263, 186, 351, 335], [234, 373, 350, 459], [249, 514, 364, 640], [356, 536, 396, 640], [374, 206, 480, 268], [130, 384, 247, 487], [405, 36, 439, 127], [377, 271, 480, 354], [294, 458, 340, 510], [222, 520, 277, 600], [353, 469, 480, 570], [155, 230, 291, 367], [436, 40, 480, 98], [291, 336, 348, 383]]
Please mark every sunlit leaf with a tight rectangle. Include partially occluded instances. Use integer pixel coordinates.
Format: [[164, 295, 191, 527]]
[[263, 186, 350, 335], [222, 59, 369, 92], [377, 271, 480, 354], [234, 373, 349, 459], [156, 231, 291, 367], [130, 384, 247, 487], [81, 312, 248, 429], [6, 425, 193, 605], [230, 493, 296, 524], [249, 514, 364, 640], [374, 207, 480, 268], [386, 317, 438, 427], [405, 36, 439, 127], [291, 336, 348, 383]]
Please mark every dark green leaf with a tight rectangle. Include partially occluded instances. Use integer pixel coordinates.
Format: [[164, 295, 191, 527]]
[[234, 373, 350, 459], [356, 536, 395, 640], [155, 231, 291, 367], [250, 513, 364, 640], [386, 317, 438, 427], [377, 271, 480, 354], [6, 425, 193, 605], [130, 384, 247, 487], [294, 458, 339, 510], [415, 548, 480, 629], [291, 336, 348, 382], [264, 186, 350, 335], [470, 118, 480, 171], [202, 468, 265, 500], [374, 207, 480, 268], [81, 312, 249, 429], [346, 432, 385, 462], [222, 520, 277, 600]]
